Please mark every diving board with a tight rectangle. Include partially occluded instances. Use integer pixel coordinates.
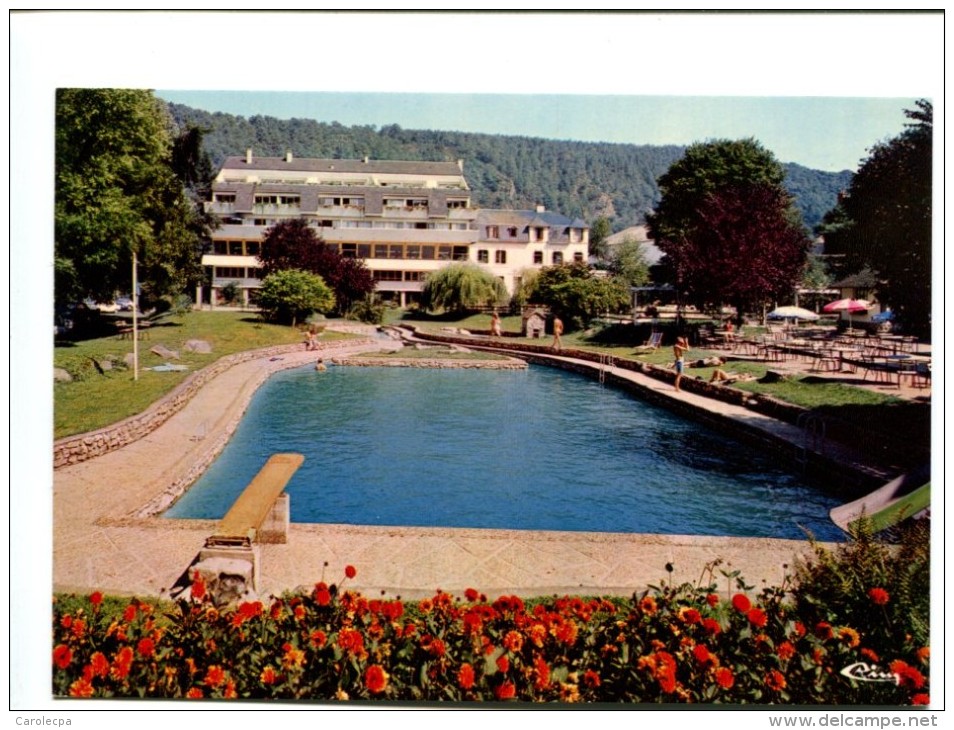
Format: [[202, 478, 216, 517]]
[[830, 466, 931, 533]]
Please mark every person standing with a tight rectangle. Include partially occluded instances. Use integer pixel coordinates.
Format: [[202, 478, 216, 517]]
[[490, 311, 502, 337], [552, 316, 564, 351], [673, 336, 689, 391]]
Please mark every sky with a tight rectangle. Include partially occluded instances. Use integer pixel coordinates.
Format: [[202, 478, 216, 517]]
[[7, 10, 946, 717], [153, 90, 917, 173]]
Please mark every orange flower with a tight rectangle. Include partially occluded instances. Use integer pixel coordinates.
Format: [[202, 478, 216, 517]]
[[186, 687, 204, 699], [533, 655, 551, 691], [281, 643, 306, 670], [494, 680, 516, 700], [765, 670, 787, 691], [916, 646, 930, 665], [458, 663, 476, 690], [53, 644, 72, 670], [223, 680, 237, 699], [555, 619, 579, 646], [867, 587, 890, 606], [310, 630, 327, 648], [838, 626, 861, 648], [260, 666, 278, 685], [110, 646, 134, 680], [731, 594, 751, 613], [529, 623, 547, 648], [70, 619, 86, 640], [715, 667, 735, 689], [364, 664, 389, 694], [89, 652, 109, 678], [68, 677, 94, 698], [639, 596, 658, 615], [203, 665, 225, 688], [502, 630, 523, 654]]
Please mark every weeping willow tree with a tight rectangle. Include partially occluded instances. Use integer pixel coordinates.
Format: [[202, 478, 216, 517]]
[[420, 263, 508, 314]]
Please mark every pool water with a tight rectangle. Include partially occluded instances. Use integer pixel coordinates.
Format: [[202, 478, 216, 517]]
[[164, 364, 845, 540]]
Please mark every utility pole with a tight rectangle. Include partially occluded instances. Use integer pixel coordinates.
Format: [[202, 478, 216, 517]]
[[132, 251, 139, 381]]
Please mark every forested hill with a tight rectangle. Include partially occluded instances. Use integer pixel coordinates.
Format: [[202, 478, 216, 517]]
[[167, 102, 853, 231]]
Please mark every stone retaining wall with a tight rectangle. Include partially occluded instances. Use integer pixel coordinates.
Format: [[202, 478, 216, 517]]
[[54, 339, 373, 470]]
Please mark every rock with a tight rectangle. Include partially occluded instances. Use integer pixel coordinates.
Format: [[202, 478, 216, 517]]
[[53, 368, 72, 383], [183, 339, 213, 354], [191, 557, 256, 606], [150, 344, 180, 360], [123, 353, 137, 367]]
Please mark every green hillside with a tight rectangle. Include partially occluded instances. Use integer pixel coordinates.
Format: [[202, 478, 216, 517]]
[[167, 103, 852, 231]]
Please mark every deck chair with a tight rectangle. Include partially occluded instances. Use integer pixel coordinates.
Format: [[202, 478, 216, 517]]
[[634, 331, 663, 353]]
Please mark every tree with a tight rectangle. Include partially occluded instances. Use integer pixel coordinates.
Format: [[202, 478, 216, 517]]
[[820, 100, 932, 337], [646, 138, 810, 317], [588, 216, 613, 259], [607, 237, 651, 287], [259, 218, 374, 314], [256, 269, 335, 326], [420, 263, 507, 313], [529, 262, 629, 329], [55, 89, 206, 306]]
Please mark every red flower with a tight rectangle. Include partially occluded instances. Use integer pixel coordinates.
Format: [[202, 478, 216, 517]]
[[364, 664, 389, 694], [639, 596, 658, 615], [428, 638, 447, 657], [890, 660, 925, 690], [465, 588, 480, 602], [70, 619, 86, 640], [191, 571, 206, 602], [315, 587, 331, 606], [860, 647, 880, 663], [123, 604, 137, 623], [89, 591, 103, 608], [583, 669, 601, 688], [204, 665, 225, 688], [494, 680, 516, 700], [815, 621, 833, 640], [868, 587, 890, 606], [747, 608, 768, 628], [732, 594, 752, 613], [496, 655, 510, 674], [911, 693, 930, 706], [310, 630, 327, 648], [706, 593, 720, 607], [345, 565, 357, 579], [693, 644, 714, 666], [702, 618, 722, 636], [458, 663, 476, 690], [502, 630, 523, 654], [765, 670, 787, 691], [137, 637, 155, 659], [186, 687, 204, 699], [777, 641, 796, 661], [680, 607, 702, 625], [110, 646, 134, 680], [53, 644, 72, 669], [715, 667, 735, 689]]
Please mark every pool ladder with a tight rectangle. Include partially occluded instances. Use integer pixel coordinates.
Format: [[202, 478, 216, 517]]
[[796, 412, 827, 470], [598, 354, 616, 385]]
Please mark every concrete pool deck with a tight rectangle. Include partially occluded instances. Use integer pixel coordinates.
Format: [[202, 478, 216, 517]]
[[52, 336, 898, 602]]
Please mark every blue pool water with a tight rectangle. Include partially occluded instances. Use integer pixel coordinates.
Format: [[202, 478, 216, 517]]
[[164, 364, 845, 540]]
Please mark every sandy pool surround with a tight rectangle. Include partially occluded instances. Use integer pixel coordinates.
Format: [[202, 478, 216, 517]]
[[53, 340, 842, 600]]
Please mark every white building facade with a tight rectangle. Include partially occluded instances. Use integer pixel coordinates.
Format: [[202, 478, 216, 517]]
[[199, 151, 589, 308]]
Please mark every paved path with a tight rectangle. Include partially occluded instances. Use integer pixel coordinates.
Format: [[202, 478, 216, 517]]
[[53, 336, 886, 602]]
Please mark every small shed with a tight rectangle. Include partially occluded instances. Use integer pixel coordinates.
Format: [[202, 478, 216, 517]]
[[522, 309, 547, 338]]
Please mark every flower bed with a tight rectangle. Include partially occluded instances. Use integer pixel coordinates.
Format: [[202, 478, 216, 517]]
[[52, 562, 928, 705]]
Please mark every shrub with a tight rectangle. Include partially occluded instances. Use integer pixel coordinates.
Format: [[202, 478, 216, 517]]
[[52, 560, 929, 704]]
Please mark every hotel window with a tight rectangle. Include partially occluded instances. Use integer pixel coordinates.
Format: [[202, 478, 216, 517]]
[[447, 198, 469, 209], [533, 251, 543, 265], [486, 225, 499, 239], [372, 270, 403, 281], [477, 250, 489, 263], [573, 252, 585, 263], [508, 227, 518, 237], [552, 252, 563, 264], [405, 245, 421, 260], [229, 241, 244, 256], [213, 241, 228, 255], [495, 250, 507, 264], [246, 241, 260, 256], [530, 226, 547, 242], [215, 267, 246, 279], [214, 193, 236, 204], [404, 271, 424, 282], [248, 267, 261, 280], [373, 244, 388, 259], [421, 246, 436, 260], [453, 246, 469, 261], [389, 244, 404, 259], [254, 219, 268, 226]]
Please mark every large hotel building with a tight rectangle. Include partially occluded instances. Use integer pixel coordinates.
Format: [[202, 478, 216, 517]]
[[199, 151, 589, 308]]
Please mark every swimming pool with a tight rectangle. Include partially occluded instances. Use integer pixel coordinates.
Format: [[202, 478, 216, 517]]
[[164, 364, 844, 540]]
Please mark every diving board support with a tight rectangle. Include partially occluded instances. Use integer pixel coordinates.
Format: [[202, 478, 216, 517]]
[[188, 453, 304, 603]]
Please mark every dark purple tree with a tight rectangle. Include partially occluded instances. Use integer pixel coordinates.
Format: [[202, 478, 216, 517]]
[[259, 218, 375, 315]]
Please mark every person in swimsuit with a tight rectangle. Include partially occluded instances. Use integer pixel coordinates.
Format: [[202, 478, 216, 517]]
[[673, 336, 689, 391]]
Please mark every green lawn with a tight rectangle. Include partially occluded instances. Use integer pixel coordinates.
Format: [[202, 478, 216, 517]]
[[54, 311, 353, 439]]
